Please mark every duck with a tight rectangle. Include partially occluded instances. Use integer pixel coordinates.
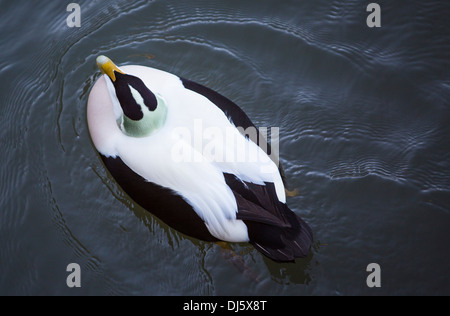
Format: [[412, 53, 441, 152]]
[[87, 55, 312, 262]]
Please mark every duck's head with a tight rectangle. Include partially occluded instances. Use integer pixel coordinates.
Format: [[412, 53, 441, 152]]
[[96, 55, 167, 137]]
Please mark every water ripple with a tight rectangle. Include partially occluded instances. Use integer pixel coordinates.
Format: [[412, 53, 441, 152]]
[[1, 0, 449, 295]]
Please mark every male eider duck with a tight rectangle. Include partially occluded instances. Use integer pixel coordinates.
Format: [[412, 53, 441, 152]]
[[87, 55, 312, 262]]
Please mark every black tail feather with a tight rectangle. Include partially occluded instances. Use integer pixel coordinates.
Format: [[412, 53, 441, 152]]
[[223, 173, 313, 262], [247, 208, 313, 262]]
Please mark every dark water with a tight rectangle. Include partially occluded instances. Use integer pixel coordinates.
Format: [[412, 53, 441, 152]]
[[1, 0, 449, 295]]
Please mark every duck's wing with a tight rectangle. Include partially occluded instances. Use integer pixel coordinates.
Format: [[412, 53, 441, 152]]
[[180, 77, 285, 181], [180, 78, 312, 261], [180, 78, 255, 133]]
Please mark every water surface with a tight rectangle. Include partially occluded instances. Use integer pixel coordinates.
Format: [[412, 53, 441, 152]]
[[0, 0, 449, 295]]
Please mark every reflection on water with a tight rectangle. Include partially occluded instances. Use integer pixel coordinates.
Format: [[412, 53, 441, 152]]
[[0, 0, 449, 295]]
